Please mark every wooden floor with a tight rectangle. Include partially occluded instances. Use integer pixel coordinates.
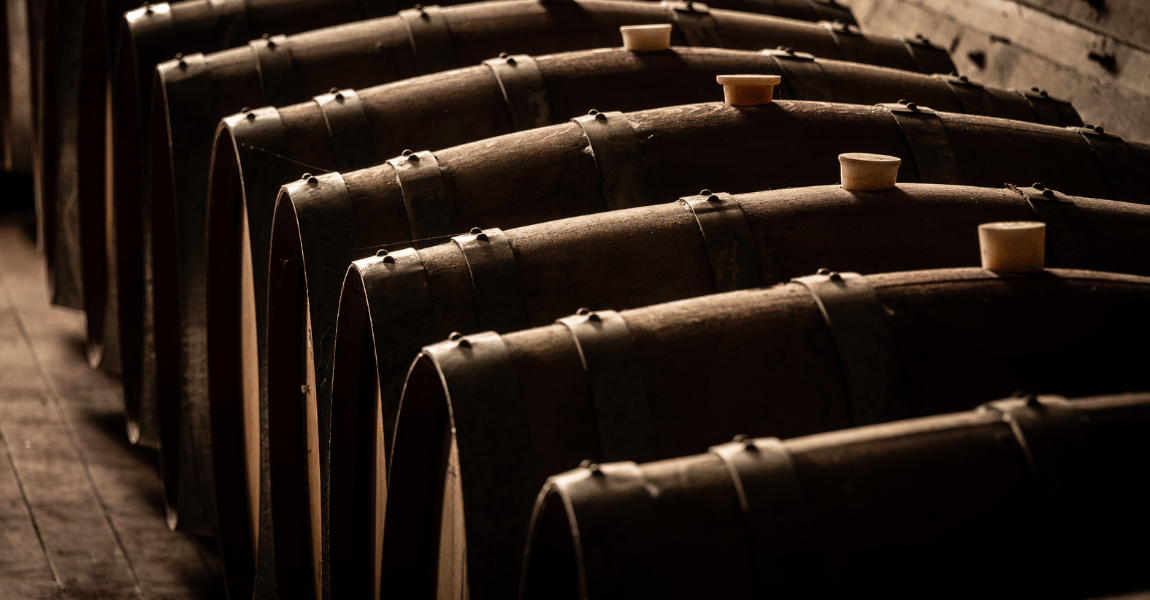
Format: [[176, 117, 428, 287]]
[[0, 213, 222, 599]]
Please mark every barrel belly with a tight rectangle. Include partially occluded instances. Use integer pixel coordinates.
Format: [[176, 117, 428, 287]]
[[284, 99, 1147, 598], [384, 268, 1150, 599], [523, 392, 1150, 598]]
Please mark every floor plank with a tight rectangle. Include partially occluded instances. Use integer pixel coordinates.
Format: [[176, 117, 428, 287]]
[[0, 214, 221, 599]]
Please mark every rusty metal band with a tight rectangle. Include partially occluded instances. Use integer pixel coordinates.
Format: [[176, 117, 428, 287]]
[[932, 73, 997, 119], [313, 89, 379, 172], [482, 54, 552, 132], [399, 5, 454, 76], [355, 249, 436, 443], [1015, 186, 1101, 270], [125, 3, 175, 44], [822, 20, 868, 64], [761, 49, 830, 101], [571, 111, 648, 211], [557, 310, 657, 464], [900, 35, 953, 75], [792, 272, 908, 426], [660, 1, 722, 48], [545, 463, 663, 597], [879, 103, 967, 185], [386, 151, 453, 243], [678, 193, 764, 292], [451, 228, 529, 334], [710, 437, 809, 596], [207, 0, 249, 47], [981, 396, 1087, 504], [423, 331, 535, 597], [250, 34, 298, 107], [159, 53, 215, 133], [227, 106, 293, 208], [1073, 126, 1149, 205], [1021, 89, 1081, 127]]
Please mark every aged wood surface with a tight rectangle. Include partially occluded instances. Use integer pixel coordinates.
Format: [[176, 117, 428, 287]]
[[0, 214, 220, 600], [843, 0, 1150, 143], [385, 268, 1150, 599]]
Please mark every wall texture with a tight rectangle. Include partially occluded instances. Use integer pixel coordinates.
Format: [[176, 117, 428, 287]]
[[844, 0, 1150, 143]]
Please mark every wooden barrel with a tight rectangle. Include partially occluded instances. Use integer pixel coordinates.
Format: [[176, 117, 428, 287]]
[[104, 0, 414, 456], [384, 268, 1150, 599], [101, 0, 863, 321], [37, 0, 137, 334], [127, 0, 887, 450], [33, 0, 89, 312], [2, 0, 34, 175], [186, 44, 1075, 598], [522, 393, 1150, 598], [170, 0, 954, 453], [75, 0, 147, 374], [237, 98, 1148, 598], [324, 182, 1150, 598], [181, 6, 949, 594]]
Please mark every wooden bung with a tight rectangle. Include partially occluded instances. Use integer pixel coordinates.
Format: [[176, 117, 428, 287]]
[[717, 74, 781, 105], [839, 153, 901, 191], [979, 222, 1046, 272], [620, 24, 672, 51]]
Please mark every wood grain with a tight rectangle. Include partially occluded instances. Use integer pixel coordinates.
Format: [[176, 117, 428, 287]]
[[0, 215, 220, 600]]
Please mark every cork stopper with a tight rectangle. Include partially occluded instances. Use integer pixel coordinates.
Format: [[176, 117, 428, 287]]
[[978, 222, 1045, 272], [716, 74, 781, 106], [838, 153, 901, 191], [620, 24, 673, 52]]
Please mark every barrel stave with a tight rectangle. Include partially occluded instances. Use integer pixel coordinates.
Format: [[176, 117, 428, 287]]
[[167, 0, 223, 49], [514, 208, 710, 321], [540, 48, 780, 117], [581, 454, 754, 599], [809, 62, 960, 108], [506, 325, 603, 480], [442, 1, 637, 60], [620, 285, 853, 457], [523, 457, 742, 598], [978, 83, 1049, 122], [879, 271, 1150, 414], [943, 113, 1111, 198], [440, 124, 605, 227], [715, 11, 842, 60], [204, 47, 265, 114], [286, 18, 417, 97], [242, 0, 368, 34], [1079, 197, 1150, 277], [741, 185, 1037, 281], [341, 166, 411, 246], [276, 102, 340, 173], [352, 67, 512, 161], [634, 102, 916, 188]]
